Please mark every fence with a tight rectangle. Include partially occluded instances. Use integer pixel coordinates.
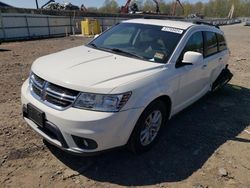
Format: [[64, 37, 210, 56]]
[[0, 12, 243, 41], [0, 13, 129, 41]]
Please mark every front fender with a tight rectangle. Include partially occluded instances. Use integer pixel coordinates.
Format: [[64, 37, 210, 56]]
[[111, 66, 177, 113], [121, 75, 175, 113], [133, 82, 173, 110]]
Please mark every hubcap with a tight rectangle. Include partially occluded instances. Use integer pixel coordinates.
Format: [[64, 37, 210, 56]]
[[140, 110, 162, 146]]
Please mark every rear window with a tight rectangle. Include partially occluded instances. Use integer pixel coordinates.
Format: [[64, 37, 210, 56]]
[[217, 33, 227, 51], [204, 31, 218, 57]]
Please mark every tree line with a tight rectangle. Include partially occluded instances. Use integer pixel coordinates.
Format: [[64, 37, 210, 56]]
[[87, 0, 250, 17]]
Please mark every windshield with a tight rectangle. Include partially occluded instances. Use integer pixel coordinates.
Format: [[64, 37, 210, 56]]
[[88, 23, 184, 63]]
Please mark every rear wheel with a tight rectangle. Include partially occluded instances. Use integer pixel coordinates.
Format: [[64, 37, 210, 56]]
[[128, 100, 168, 154]]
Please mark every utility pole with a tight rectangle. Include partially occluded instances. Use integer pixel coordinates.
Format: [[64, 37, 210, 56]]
[[228, 4, 235, 19], [35, 0, 39, 9]]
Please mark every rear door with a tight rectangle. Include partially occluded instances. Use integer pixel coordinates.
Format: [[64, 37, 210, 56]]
[[203, 31, 228, 86]]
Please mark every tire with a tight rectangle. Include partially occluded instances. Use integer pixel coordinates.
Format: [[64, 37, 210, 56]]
[[127, 100, 169, 154]]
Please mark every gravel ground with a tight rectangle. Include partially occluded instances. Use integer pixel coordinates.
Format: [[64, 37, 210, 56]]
[[0, 24, 250, 188]]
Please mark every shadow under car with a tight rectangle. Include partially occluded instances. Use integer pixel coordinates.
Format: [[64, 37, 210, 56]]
[[45, 84, 250, 186]]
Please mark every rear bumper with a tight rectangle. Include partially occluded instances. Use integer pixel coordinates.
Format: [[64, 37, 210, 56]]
[[212, 65, 233, 91], [21, 80, 143, 155]]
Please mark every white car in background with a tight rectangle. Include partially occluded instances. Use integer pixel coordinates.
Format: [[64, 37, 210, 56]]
[[245, 19, 250, 26], [21, 19, 233, 155]]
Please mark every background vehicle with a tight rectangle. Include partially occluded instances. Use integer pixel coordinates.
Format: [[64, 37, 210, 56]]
[[41, 0, 79, 10], [245, 19, 250, 26], [21, 19, 232, 155]]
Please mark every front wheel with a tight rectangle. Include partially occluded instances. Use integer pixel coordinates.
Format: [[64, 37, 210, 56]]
[[127, 100, 168, 154]]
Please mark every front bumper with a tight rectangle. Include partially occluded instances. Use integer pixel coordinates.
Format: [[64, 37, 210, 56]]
[[21, 80, 143, 155]]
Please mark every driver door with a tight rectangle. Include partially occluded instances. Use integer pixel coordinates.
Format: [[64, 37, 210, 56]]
[[174, 31, 209, 111]]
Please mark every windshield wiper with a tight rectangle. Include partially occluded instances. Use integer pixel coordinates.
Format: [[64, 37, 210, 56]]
[[88, 46, 147, 61], [88, 43, 98, 49], [109, 48, 147, 60]]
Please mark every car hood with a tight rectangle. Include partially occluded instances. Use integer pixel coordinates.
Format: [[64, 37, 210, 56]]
[[32, 45, 164, 93]]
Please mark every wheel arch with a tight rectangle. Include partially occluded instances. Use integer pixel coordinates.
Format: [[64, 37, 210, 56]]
[[149, 95, 172, 120], [126, 94, 172, 152]]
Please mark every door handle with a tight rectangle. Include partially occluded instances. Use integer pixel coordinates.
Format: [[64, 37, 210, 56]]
[[202, 64, 207, 68]]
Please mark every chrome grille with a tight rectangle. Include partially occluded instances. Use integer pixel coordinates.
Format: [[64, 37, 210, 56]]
[[31, 83, 42, 96], [31, 73, 45, 88], [30, 73, 79, 110]]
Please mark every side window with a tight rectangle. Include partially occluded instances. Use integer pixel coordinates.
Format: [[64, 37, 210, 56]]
[[204, 31, 218, 57], [176, 32, 203, 67], [183, 32, 204, 54], [217, 33, 227, 51]]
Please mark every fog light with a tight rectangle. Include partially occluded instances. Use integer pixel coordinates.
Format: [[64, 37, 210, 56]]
[[22, 105, 28, 118], [72, 135, 98, 150]]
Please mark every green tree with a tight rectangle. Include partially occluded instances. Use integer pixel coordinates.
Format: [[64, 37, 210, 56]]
[[99, 0, 119, 13], [142, 0, 155, 12], [158, 0, 171, 14], [183, 2, 192, 16], [87, 7, 98, 13], [95, 0, 250, 17]]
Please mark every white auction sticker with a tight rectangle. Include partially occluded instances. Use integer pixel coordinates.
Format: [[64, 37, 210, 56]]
[[161, 27, 183, 34]]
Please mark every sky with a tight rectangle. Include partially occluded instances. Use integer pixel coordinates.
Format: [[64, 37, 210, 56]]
[[1, 0, 205, 9]]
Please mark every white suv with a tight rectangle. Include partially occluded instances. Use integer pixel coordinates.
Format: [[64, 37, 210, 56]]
[[21, 19, 233, 155]]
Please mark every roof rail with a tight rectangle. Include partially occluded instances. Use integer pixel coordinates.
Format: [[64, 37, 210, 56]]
[[193, 21, 220, 29], [143, 16, 154, 19]]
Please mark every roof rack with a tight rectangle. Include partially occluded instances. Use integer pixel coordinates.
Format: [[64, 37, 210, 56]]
[[193, 21, 220, 29]]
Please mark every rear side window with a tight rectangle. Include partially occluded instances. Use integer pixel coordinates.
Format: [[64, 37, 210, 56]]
[[204, 31, 218, 57], [217, 33, 227, 51]]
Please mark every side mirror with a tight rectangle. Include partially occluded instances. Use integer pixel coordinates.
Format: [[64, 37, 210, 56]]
[[182, 51, 203, 65]]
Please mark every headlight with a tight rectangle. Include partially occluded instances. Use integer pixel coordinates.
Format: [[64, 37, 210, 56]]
[[73, 92, 131, 112]]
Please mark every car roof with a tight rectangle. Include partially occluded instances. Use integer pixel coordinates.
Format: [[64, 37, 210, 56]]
[[123, 19, 195, 30]]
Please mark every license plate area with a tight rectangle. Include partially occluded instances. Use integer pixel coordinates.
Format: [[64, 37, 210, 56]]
[[27, 104, 45, 128]]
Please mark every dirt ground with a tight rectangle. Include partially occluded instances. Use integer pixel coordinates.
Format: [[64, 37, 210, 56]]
[[0, 24, 249, 188]]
